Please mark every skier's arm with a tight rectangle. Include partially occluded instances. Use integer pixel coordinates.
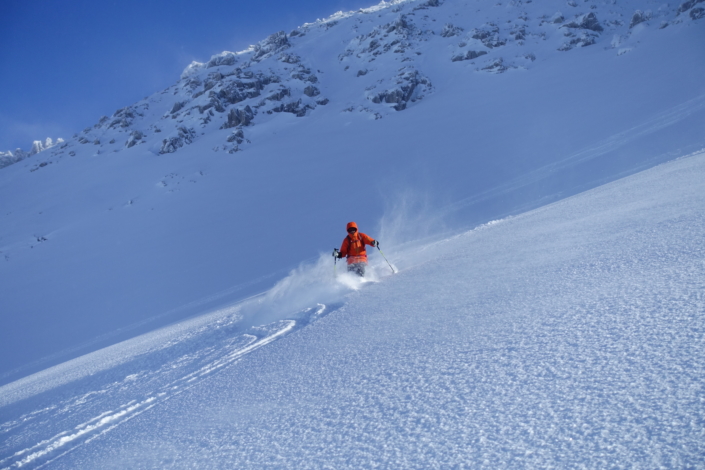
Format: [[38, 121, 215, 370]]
[[339, 238, 350, 257], [361, 233, 378, 247]]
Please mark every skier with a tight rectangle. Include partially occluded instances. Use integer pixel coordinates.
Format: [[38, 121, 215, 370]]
[[333, 221, 379, 277]]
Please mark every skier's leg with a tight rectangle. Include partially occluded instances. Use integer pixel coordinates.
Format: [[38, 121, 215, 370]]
[[347, 263, 365, 277]]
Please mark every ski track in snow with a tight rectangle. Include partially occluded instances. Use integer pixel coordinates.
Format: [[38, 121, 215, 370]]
[[0, 305, 328, 469]]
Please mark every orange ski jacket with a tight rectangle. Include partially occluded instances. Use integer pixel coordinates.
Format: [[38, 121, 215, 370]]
[[340, 222, 376, 265]]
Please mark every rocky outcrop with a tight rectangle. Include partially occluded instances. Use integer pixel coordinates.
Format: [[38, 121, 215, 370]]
[[481, 58, 511, 73], [470, 24, 506, 49], [558, 32, 598, 51], [551, 12, 565, 24], [452, 50, 488, 62], [0, 151, 17, 169], [368, 68, 431, 111], [1, 138, 64, 169], [171, 101, 186, 114], [207, 52, 237, 68], [267, 87, 291, 101], [341, 14, 419, 61], [109, 107, 136, 129], [160, 127, 196, 154], [563, 12, 603, 32], [125, 130, 144, 148], [558, 13, 603, 51], [227, 129, 245, 145], [629, 10, 652, 28], [414, 0, 442, 10], [677, 0, 705, 14], [441, 23, 464, 37], [252, 31, 290, 62], [279, 53, 300, 64], [221, 106, 255, 129], [303, 86, 320, 97], [214, 72, 279, 107], [268, 100, 313, 117]]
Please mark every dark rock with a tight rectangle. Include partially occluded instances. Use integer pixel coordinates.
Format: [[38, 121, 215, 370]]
[[279, 53, 300, 64], [109, 107, 135, 129], [369, 68, 431, 111], [221, 106, 255, 129], [206, 52, 237, 68], [171, 101, 186, 114], [452, 50, 488, 62], [226, 129, 245, 144], [216, 74, 277, 106], [125, 131, 144, 148], [303, 86, 320, 97], [199, 94, 226, 114], [678, 0, 705, 14], [357, 69, 369, 77], [558, 32, 597, 51], [441, 23, 464, 37], [160, 127, 196, 154], [471, 24, 506, 48], [563, 12, 603, 32], [95, 116, 109, 128], [629, 10, 651, 28], [481, 58, 510, 73], [267, 88, 291, 101], [691, 7, 705, 18], [269, 99, 314, 117], [414, 0, 441, 9], [252, 31, 290, 62]]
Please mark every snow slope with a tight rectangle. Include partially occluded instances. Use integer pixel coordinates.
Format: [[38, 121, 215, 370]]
[[1, 148, 703, 469], [1, 0, 703, 386]]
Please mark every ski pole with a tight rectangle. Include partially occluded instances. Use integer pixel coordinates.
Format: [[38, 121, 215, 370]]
[[377, 245, 395, 274], [333, 249, 338, 278]]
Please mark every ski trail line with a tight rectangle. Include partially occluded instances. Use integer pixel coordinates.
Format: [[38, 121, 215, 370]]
[[0, 313, 311, 470]]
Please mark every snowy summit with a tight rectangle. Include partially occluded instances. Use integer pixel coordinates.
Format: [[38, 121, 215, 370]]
[[0, 0, 704, 468]]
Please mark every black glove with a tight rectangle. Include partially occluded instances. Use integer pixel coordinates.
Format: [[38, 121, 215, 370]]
[[333, 248, 342, 258], [373, 240, 380, 248]]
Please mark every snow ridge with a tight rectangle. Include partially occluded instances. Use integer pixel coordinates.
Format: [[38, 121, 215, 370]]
[[6, 0, 701, 170]]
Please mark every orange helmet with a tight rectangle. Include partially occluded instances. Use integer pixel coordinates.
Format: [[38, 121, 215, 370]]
[[346, 221, 358, 233]]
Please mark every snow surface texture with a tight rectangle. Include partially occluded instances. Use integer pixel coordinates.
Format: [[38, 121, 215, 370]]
[[1, 0, 703, 386], [0, 0, 704, 465], [1, 148, 703, 469]]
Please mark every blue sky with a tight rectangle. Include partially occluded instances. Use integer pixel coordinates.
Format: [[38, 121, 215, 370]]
[[0, 0, 373, 153]]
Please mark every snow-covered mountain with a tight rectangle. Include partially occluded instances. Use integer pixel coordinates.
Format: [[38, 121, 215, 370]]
[[0, 0, 704, 467], [15, 0, 703, 162], [0, 138, 64, 169]]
